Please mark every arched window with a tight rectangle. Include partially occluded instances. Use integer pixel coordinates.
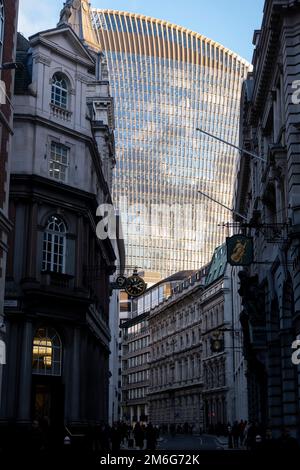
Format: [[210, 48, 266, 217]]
[[51, 73, 68, 109], [0, 1, 4, 64], [42, 215, 66, 273], [32, 327, 62, 376]]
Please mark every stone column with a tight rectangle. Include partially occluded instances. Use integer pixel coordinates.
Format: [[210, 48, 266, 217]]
[[70, 327, 81, 423], [0, 322, 18, 419], [175, 360, 179, 382], [137, 404, 141, 422], [26, 202, 38, 279], [186, 356, 190, 380], [130, 406, 134, 423], [75, 215, 83, 288], [18, 320, 33, 424]]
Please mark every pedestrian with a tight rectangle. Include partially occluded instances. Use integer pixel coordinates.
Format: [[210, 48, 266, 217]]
[[227, 423, 233, 449], [232, 421, 240, 448], [29, 420, 44, 453], [110, 423, 122, 453], [245, 422, 257, 451], [238, 420, 246, 447], [133, 422, 144, 449], [260, 428, 276, 451], [146, 423, 157, 451], [277, 428, 299, 451]]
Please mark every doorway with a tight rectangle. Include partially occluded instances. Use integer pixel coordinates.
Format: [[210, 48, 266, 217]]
[[32, 375, 65, 448]]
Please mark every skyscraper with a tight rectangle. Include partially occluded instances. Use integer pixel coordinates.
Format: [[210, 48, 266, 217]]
[[64, 3, 250, 278]]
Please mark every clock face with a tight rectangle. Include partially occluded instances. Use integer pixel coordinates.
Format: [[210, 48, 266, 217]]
[[125, 275, 146, 297]]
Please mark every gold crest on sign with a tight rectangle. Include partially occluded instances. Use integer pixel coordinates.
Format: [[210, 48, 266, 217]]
[[230, 240, 248, 263]]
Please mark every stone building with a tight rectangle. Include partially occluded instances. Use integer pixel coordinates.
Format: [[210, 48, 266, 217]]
[[202, 245, 248, 431], [147, 249, 248, 432], [108, 223, 126, 425], [121, 313, 150, 424], [0, 0, 19, 408], [235, 0, 300, 438], [148, 269, 207, 432], [0, 23, 118, 442], [120, 272, 187, 424]]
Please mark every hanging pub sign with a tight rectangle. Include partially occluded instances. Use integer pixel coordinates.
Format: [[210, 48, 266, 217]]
[[226, 234, 254, 266]]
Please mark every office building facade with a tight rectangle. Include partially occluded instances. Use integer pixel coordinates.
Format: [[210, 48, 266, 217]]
[[65, 3, 250, 277]]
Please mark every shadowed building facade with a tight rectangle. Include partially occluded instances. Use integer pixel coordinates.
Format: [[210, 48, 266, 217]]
[[0, 0, 19, 413], [0, 23, 118, 445], [64, 2, 250, 278], [235, 0, 300, 439]]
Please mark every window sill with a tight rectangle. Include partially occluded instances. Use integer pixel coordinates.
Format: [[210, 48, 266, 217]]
[[41, 271, 74, 289]]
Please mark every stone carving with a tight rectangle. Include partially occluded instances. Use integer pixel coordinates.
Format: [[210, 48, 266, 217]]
[[58, 1, 73, 26]]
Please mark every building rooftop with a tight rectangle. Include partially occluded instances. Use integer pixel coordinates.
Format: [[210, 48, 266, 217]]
[[205, 244, 227, 286], [15, 33, 32, 94]]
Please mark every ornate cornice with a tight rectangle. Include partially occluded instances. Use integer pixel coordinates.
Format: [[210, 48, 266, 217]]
[[75, 72, 91, 84], [33, 53, 52, 66]]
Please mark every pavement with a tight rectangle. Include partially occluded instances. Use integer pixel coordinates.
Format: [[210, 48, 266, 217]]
[[206, 434, 229, 449], [121, 433, 230, 451]]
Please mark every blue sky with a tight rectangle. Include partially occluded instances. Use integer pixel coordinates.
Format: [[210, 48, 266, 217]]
[[18, 0, 265, 62]]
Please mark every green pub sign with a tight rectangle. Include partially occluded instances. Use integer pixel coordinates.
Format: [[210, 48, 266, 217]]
[[226, 235, 254, 266]]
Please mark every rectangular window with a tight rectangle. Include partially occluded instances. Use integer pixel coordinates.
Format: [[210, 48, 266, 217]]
[[49, 142, 69, 182]]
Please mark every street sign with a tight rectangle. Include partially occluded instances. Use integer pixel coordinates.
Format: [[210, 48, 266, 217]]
[[226, 235, 253, 266]]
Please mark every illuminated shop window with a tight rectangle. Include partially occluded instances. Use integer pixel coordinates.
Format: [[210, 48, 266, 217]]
[[32, 327, 62, 376]]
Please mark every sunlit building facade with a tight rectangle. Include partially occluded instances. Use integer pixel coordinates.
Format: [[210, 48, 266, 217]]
[[67, 5, 250, 277]]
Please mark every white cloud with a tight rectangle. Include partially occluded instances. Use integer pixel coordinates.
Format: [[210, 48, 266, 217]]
[[18, 0, 62, 38]]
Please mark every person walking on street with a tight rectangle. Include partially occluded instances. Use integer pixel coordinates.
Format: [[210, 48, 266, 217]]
[[146, 423, 157, 451], [133, 422, 145, 450], [227, 423, 233, 449]]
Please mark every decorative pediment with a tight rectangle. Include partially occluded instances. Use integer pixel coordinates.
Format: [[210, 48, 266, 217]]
[[30, 27, 95, 67]]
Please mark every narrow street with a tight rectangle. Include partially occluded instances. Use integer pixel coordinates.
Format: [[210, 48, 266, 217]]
[[1, 1, 300, 464], [158, 434, 224, 450]]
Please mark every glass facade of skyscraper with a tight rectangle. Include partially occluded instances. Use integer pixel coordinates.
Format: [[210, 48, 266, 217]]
[[91, 9, 249, 278]]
